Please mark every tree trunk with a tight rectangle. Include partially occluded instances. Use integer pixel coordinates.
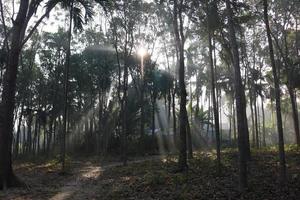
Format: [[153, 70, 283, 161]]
[[172, 87, 177, 145], [257, 100, 261, 147], [207, 92, 211, 140], [254, 97, 259, 148], [261, 97, 266, 147], [207, 21, 221, 172], [122, 63, 129, 166], [263, 0, 286, 184], [226, 0, 249, 190], [229, 102, 232, 145], [98, 90, 103, 154], [174, 0, 187, 171], [0, 0, 30, 189], [61, 2, 73, 173], [33, 112, 38, 154], [152, 96, 156, 143], [288, 86, 300, 146], [186, 116, 193, 159], [43, 123, 46, 153], [26, 110, 33, 154], [14, 103, 24, 158], [168, 91, 172, 133], [233, 99, 237, 145], [37, 122, 41, 154], [52, 118, 57, 151], [140, 75, 145, 151], [249, 91, 255, 147], [47, 117, 53, 156], [22, 122, 26, 155]]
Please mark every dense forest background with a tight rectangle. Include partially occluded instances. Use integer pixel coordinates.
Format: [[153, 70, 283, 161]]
[[0, 0, 300, 198]]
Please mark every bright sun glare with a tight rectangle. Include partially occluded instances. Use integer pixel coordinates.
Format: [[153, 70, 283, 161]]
[[138, 47, 147, 57]]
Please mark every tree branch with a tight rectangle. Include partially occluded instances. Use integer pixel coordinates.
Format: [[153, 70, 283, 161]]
[[0, 0, 10, 52], [21, 5, 55, 48]]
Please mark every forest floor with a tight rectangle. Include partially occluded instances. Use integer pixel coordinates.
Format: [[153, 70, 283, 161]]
[[1, 147, 300, 200]]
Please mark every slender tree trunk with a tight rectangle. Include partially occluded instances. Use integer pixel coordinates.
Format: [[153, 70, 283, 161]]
[[174, 0, 187, 170], [61, 1, 73, 173], [122, 63, 129, 166], [187, 79, 193, 158], [172, 87, 177, 145], [140, 77, 145, 148], [228, 102, 232, 145], [14, 103, 24, 158], [168, 91, 171, 133], [207, 22, 221, 172], [27, 111, 33, 154], [33, 111, 39, 154], [257, 100, 261, 147], [43, 123, 46, 153], [22, 122, 26, 155], [47, 117, 53, 156], [186, 116, 193, 159], [90, 112, 94, 152], [98, 90, 103, 154], [288, 86, 300, 146], [261, 97, 266, 147], [233, 99, 237, 145], [37, 122, 41, 155], [263, 0, 286, 184], [53, 118, 57, 151], [254, 97, 259, 148], [219, 90, 223, 143], [140, 52, 145, 148], [207, 92, 211, 141], [152, 96, 156, 142], [226, 0, 249, 190], [249, 90, 255, 147]]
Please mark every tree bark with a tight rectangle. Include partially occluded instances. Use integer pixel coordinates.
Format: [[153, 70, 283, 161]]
[[232, 99, 237, 145], [0, 0, 29, 189], [152, 95, 156, 142], [263, 0, 286, 184], [172, 87, 177, 145], [174, 0, 187, 171], [254, 97, 259, 148], [14, 103, 24, 158], [261, 97, 266, 147], [61, 1, 74, 173], [207, 20, 221, 172], [186, 116, 193, 159], [249, 87, 255, 148], [226, 0, 248, 190], [288, 86, 300, 146]]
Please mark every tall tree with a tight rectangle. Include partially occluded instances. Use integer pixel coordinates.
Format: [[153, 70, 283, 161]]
[[263, 0, 286, 184], [173, 0, 188, 170], [59, 0, 93, 173], [205, 0, 221, 172], [0, 0, 59, 189], [226, 0, 249, 190]]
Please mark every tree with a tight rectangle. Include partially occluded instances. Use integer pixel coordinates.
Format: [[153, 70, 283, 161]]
[[263, 0, 286, 184], [0, 0, 59, 189], [58, 0, 93, 173], [205, 0, 221, 172], [226, 0, 249, 190], [173, 0, 188, 171]]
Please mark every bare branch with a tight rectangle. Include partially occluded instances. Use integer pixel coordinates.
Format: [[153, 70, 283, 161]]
[[21, 5, 54, 48], [0, 0, 10, 52]]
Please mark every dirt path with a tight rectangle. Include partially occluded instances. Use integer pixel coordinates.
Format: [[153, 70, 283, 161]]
[[0, 155, 164, 200], [49, 155, 163, 200]]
